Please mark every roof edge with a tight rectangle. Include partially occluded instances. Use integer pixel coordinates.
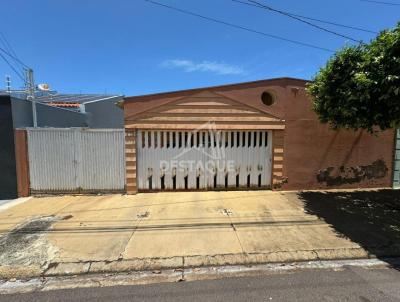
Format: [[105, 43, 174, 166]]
[[123, 77, 308, 104], [82, 95, 123, 105]]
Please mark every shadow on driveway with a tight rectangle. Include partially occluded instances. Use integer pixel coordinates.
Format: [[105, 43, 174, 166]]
[[298, 189, 400, 269]]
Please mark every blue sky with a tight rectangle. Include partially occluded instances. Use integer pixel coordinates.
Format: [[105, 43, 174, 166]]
[[0, 0, 398, 96]]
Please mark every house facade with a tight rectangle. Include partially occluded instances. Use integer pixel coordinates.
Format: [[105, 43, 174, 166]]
[[123, 77, 396, 193]]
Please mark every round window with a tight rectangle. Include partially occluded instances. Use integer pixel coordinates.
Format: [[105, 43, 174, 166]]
[[261, 91, 275, 106]]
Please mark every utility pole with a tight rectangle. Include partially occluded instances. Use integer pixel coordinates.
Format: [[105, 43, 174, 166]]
[[25, 68, 37, 127], [5, 75, 11, 93]]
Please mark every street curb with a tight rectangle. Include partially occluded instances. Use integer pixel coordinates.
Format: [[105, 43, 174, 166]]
[[2, 246, 399, 280], [1, 257, 400, 295]]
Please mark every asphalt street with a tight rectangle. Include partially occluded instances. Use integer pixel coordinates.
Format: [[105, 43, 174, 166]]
[[2, 265, 400, 302]]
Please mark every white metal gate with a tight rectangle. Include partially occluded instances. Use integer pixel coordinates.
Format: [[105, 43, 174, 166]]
[[137, 130, 272, 191], [27, 128, 125, 192]]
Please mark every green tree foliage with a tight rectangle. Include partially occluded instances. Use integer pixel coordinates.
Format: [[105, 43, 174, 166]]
[[307, 23, 400, 132]]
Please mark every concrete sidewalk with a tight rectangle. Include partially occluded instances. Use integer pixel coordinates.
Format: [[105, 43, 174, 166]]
[[0, 197, 31, 212], [0, 190, 398, 279]]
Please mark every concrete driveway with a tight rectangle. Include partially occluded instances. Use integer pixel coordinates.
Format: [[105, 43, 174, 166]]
[[0, 190, 396, 278]]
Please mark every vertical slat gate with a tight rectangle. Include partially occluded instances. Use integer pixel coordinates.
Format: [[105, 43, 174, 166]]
[[28, 129, 77, 191], [27, 128, 125, 193], [137, 130, 272, 191]]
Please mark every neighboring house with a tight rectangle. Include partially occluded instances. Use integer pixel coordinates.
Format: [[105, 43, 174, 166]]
[[123, 77, 397, 193], [1, 90, 124, 128], [1, 91, 124, 198]]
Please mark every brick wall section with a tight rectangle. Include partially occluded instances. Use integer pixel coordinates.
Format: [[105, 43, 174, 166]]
[[125, 129, 137, 194], [272, 130, 285, 188], [14, 129, 30, 197]]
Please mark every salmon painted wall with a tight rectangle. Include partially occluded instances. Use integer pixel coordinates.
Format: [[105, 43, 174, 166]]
[[281, 85, 395, 190], [124, 78, 395, 190]]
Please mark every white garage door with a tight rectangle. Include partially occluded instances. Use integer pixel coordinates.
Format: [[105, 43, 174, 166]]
[[137, 130, 272, 191]]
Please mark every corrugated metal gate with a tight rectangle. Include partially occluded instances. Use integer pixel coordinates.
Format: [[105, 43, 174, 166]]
[[27, 128, 125, 193], [394, 129, 400, 188], [137, 130, 272, 191]]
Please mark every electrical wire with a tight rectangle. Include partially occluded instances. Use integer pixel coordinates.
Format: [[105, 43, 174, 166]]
[[0, 34, 29, 85], [0, 46, 30, 69], [0, 32, 26, 79], [360, 0, 400, 6], [231, 0, 377, 34], [0, 32, 18, 59], [144, 0, 335, 52], [242, 0, 362, 43], [0, 52, 25, 82]]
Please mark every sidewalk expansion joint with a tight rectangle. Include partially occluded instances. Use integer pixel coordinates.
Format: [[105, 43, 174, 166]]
[[87, 262, 93, 273], [118, 219, 143, 259], [181, 257, 185, 281], [226, 215, 245, 254]]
